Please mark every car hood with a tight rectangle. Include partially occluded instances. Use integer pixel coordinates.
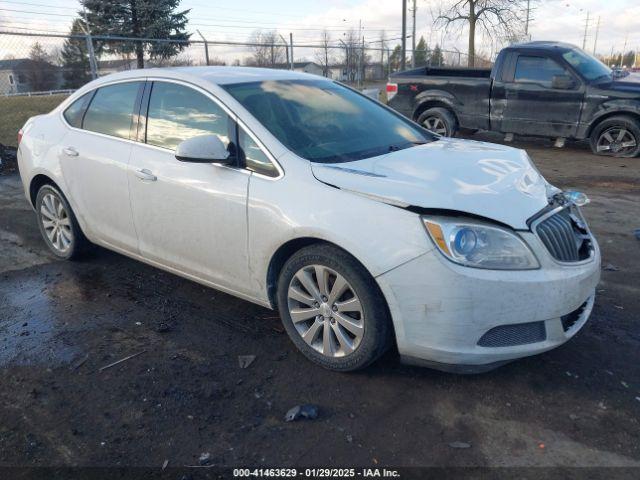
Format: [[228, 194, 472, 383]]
[[600, 73, 640, 93], [311, 138, 552, 230]]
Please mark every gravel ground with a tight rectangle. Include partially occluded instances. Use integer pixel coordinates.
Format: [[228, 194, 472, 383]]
[[0, 135, 639, 474]]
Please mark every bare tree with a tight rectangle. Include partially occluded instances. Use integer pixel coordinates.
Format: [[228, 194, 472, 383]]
[[341, 28, 367, 83], [315, 30, 332, 77], [248, 30, 286, 67], [435, 0, 526, 67], [17, 42, 57, 92]]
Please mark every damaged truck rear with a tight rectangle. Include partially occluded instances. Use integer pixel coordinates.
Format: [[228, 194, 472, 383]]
[[387, 41, 640, 158]]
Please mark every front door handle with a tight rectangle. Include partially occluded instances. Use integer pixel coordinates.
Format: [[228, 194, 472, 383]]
[[63, 146, 79, 157], [135, 168, 157, 182]]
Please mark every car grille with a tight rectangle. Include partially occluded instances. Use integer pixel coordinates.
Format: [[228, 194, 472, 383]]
[[478, 321, 547, 347], [535, 206, 592, 263]]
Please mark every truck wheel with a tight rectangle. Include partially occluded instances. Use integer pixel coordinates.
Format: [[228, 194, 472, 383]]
[[417, 107, 458, 137], [590, 116, 640, 158]]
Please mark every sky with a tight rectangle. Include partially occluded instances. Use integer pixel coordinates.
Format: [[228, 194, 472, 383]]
[[0, 0, 639, 64]]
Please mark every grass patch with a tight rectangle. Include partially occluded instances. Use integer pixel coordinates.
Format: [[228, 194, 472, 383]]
[[0, 94, 69, 148]]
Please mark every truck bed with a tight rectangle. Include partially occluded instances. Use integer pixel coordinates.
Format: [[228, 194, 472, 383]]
[[395, 66, 492, 79]]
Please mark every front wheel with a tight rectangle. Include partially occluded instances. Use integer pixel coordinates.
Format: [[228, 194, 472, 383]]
[[276, 244, 392, 371], [417, 107, 458, 137], [590, 116, 640, 157]]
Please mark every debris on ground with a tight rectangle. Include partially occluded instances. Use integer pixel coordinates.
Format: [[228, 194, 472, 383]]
[[156, 322, 171, 333], [198, 452, 211, 465], [448, 441, 471, 449], [603, 263, 620, 271], [634, 229, 640, 240], [162, 459, 169, 470], [346, 435, 353, 443], [238, 355, 256, 369], [621, 381, 629, 388], [98, 351, 146, 372], [284, 404, 319, 422]]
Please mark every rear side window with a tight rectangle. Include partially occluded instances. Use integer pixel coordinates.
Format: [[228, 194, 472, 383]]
[[83, 82, 141, 139], [514, 56, 568, 88], [146, 82, 230, 151], [63, 92, 92, 128]]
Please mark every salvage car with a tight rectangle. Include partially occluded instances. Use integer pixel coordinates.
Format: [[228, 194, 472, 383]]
[[387, 41, 640, 157], [17, 67, 600, 373]]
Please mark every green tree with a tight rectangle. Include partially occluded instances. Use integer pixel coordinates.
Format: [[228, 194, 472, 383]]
[[389, 45, 404, 72], [431, 44, 444, 67], [60, 18, 92, 89], [622, 50, 636, 68], [414, 36, 428, 66], [81, 0, 190, 69]]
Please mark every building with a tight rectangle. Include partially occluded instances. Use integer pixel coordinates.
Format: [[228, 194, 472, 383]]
[[274, 62, 324, 76], [0, 58, 62, 95]]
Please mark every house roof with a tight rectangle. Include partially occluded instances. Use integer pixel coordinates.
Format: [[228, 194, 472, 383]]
[[0, 58, 28, 69]]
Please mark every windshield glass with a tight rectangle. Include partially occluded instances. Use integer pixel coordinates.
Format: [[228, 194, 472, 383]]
[[223, 80, 434, 163], [562, 49, 612, 81]]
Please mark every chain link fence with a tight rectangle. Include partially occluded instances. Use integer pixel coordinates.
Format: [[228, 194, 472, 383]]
[[0, 30, 481, 148]]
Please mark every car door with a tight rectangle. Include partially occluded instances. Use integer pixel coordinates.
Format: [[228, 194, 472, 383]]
[[128, 80, 253, 294], [498, 54, 584, 138], [60, 81, 143, 251]]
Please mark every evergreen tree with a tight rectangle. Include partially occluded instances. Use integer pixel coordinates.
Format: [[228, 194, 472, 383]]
[[81, 0, 190, 68], [431, 44, 444, 67], [414, 36, 428, 67], [61, 18, 92, 89]]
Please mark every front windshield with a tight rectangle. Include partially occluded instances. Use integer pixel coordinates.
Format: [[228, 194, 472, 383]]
[[562, 49, 612, 81], [223, 79, 434, 163]]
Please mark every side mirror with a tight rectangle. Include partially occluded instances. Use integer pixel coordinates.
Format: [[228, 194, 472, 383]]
[[175, 134, 230, 163], [551, 74, 576, 90]]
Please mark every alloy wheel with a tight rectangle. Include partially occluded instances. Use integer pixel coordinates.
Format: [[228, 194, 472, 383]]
[[40, 192, 73, 253], [596, 126, 637, 155], [422, 116, 448, 136], [287, 265, 364, 358]]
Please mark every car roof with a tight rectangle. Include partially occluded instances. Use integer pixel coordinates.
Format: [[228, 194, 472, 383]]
[[87, 66, 327, 87]]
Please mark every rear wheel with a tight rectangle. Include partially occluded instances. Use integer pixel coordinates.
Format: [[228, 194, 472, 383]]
[[590, 116, 640, 157], [276, 244, 392, 371], [35, 184, 89, 260], [417, 107, 458, 137]]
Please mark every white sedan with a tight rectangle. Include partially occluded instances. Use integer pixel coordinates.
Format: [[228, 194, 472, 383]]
[[17, 67, 600, 373]]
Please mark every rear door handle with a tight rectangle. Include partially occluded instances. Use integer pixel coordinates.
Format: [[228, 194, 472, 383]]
[[63, 146, 79, 157], [135, 168, 157, 182]]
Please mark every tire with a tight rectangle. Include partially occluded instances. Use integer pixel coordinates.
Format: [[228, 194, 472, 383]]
[[417, 107, 458, 137], [589, 116, 640, 158], [276, 244, 393, 372], [35, 184, 89, 260]]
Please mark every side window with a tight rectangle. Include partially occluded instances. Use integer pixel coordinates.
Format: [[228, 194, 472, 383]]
[[514, 56, 569, 88], [239, 129, 279, 177], [146, 82, 230, 151], [63, 92, 92, 128], [83, 82, 141, 139]]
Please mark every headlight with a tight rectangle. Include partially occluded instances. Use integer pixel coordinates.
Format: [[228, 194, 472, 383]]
[[422, 216, 539, 270]]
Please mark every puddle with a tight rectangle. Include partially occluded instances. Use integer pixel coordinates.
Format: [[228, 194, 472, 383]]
[[0, 276, 80, 367]]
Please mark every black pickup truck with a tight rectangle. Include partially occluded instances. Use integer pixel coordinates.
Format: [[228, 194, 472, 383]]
[[387, 41, 640, 157]]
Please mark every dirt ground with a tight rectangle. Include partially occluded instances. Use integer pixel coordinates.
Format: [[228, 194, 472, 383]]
[[0, 134, 639, 474]]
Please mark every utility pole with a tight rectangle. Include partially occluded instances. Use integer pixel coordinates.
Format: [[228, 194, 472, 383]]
[[592, 16, 600, 55], [411, 0, 416, 67], [289, 32, 294, 70], [524, 0, 531, 39], [401, 0, 407, 71], [582, 11, 590, 51], [197, 30, 210, 66]]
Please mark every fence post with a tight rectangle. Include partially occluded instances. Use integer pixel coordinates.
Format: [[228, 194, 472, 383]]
[[85, 34, 98, 79], [197, 30, 210, 66], [289, 33, 294, 70]]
